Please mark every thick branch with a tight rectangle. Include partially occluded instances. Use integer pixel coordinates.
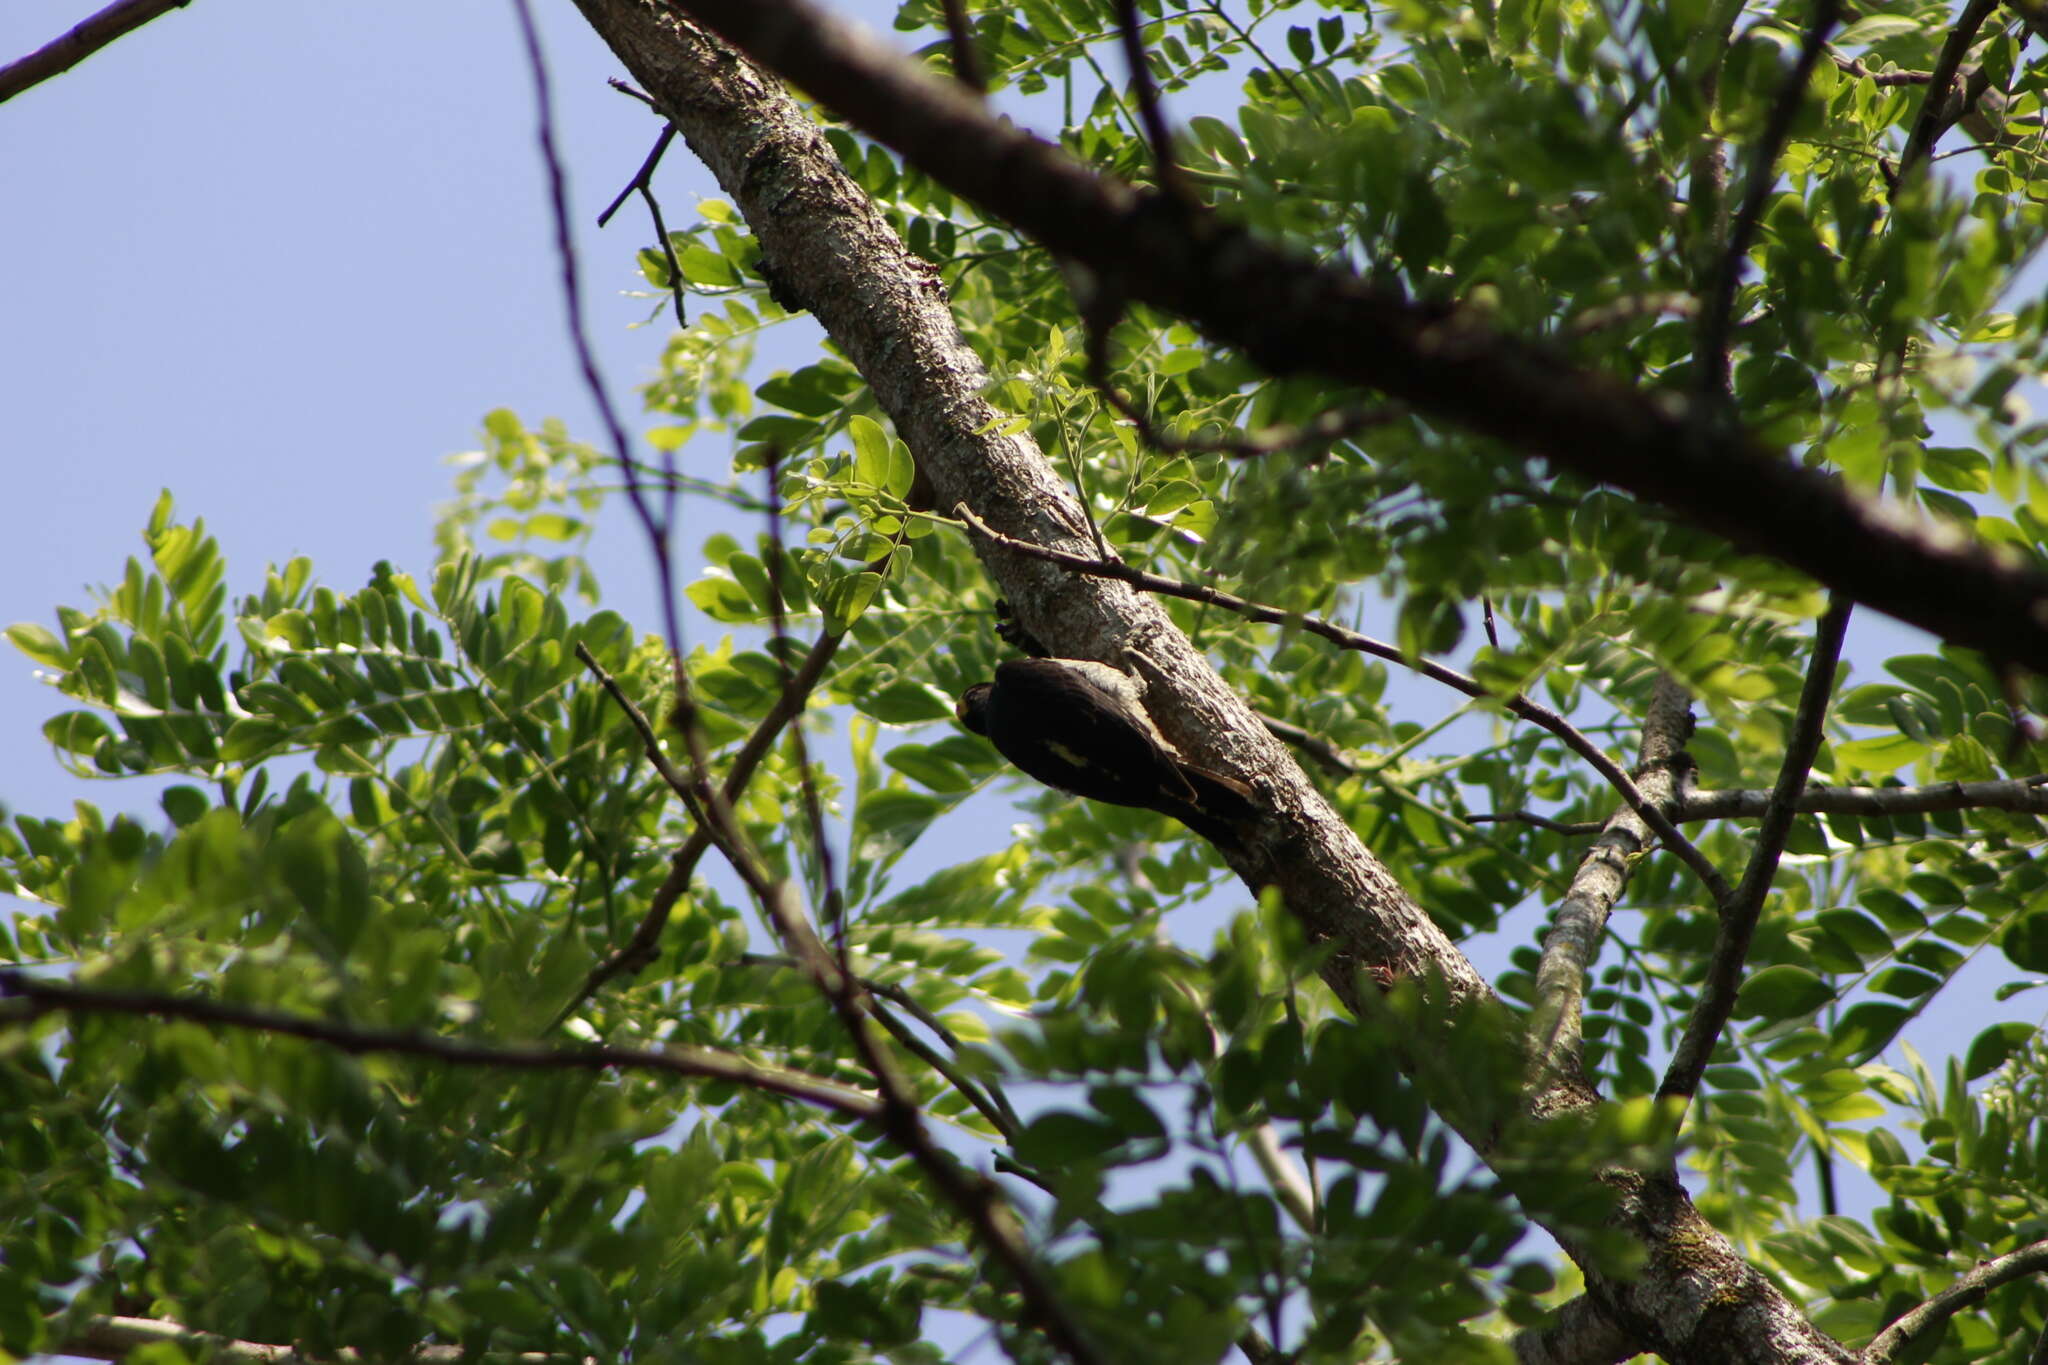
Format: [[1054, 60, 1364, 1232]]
[[1511, 1294, 1639, 1365], [1864, 1237, 2048, 1364], [0, 0, 189, 105], [0, 971, 882, 1119], [660, 0, 2048, 673]]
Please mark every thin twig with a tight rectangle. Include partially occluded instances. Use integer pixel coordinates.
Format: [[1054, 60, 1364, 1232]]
[[1828, 52, 1932, 86], [955, 504, 1732, 904], [551, 628, 843, 1027], [1081, 311, 1399, 456], [1470, 811, 1602, 835], [597, 123, 678, 227], [1660, 597, 1850, 1102], [0, 971, 883, 1119], [0, 0, 190, 105], [938, 0, 987, 91], [762, 456, 848, 950], [1698, 0, 1841, 398], [731, 953, 1018, 1136], [1900, 0, 1999, 183], [1260, 714, 1357, 776], [1109, 0, 1188, 203], [1865, 1236, 2048, 1364], [597, 123, 689, 328], [510, 0, 686, 660]]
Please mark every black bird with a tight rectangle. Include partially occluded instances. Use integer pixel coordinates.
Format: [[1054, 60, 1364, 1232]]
[[957, 657, 1255, 843]]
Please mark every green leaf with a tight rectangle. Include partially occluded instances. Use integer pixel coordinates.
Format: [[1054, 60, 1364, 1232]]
[[1734, 965, 1835, 1021], [1963, 1022, 2036, 1080]]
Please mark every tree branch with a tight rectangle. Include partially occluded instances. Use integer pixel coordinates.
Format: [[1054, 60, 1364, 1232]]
[[1661, 598, 1850, 1102], [1864, 1236, 2048, 1364], [1108, 0, 1188, 203], [661, 0, 2048, 673], [1698, 0, 1841, 396], [1484, 773, 2048, 829], [0, 0, 190, 105], [549, 582, 841, 1028], [1900, 0, 1999, 181], [0, 971, 883, 1119], [61, 1315, 592, 1365], [566, 8, 1855, 1356], [1527, 675, 1697, 1098], [1682, 773, 2048, 820], [937, 0, 986, 91]]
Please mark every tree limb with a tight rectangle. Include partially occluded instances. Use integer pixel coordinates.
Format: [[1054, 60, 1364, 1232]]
[[0, 971, 883, 1120], [1511, 1293, 1639, 1365], [1526, 676, 1697, 1098], [566, 7, 1860, 1358], [0, 0, 190, 105], [1684, 773, 2048, 820], [61, 1315, 592, 1365], [1900, 0, 2000, 181], [1864, 1236, 2048, 1364], [1661, 598, 1850, 1102], [1698, 0, 1841, 396]]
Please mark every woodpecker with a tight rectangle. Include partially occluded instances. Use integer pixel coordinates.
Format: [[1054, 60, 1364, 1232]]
[[957, 657, 1254, 842]]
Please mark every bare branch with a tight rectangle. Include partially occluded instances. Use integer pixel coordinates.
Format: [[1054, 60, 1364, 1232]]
[[1699, 0, 1841, 396], [0, 971, 883, 1120], [1471, 811, 1603, 835], [1109, 0, 1189, 204], [955, 503, 1732, 904], [62, 1315, 590, 1365], [1900, 0, 2000, 181], [0, 0, 190, 105], [552, 627, 845, 1028], [1527, 676, 1698, 1098], [937, 0, 986, 91], [1828, 52, 1933, 86], [596, 121, 689, 328], [1485, 774, 2048, 829], [510, 0, 687, 659], [1261, 713, 1358, 776], [1865, 1236, 2048, 1364], [1661, 598, 1851, 1102], [1680, 773, 2048, 821]]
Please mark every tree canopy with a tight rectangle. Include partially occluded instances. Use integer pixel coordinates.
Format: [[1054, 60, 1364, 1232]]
[[6, 0, 2048, 1362]]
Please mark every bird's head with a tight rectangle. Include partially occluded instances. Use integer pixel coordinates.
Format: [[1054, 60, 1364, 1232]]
[[956, 682, 993, 735]]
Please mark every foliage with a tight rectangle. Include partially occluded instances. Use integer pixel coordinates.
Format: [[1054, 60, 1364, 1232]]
[[7, 0, 2048, 1361]]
